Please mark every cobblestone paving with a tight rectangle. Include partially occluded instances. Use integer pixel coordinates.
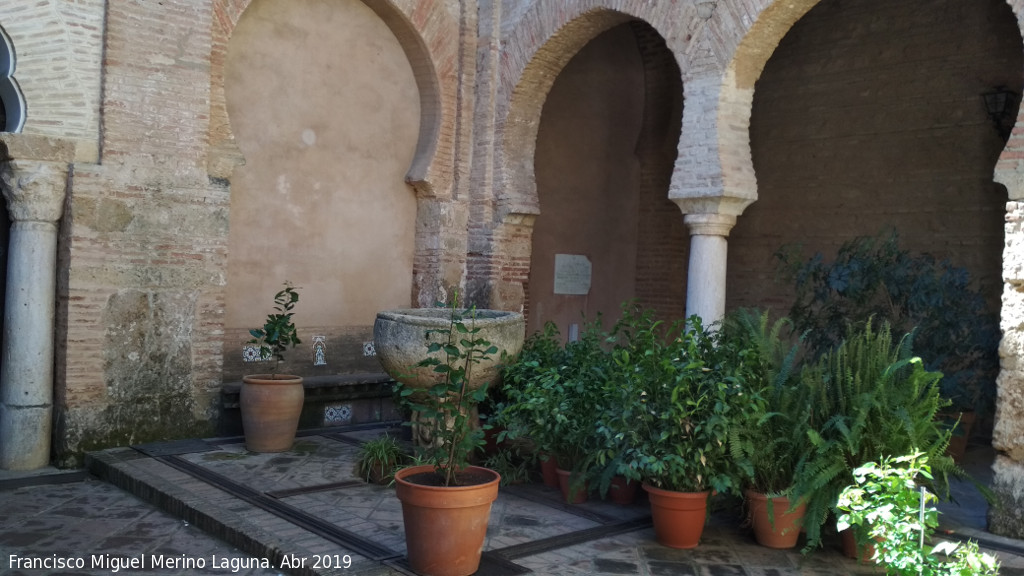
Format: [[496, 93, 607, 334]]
[[3, 430, 1024, 576]]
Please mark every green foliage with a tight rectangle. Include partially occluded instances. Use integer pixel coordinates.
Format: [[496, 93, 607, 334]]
[[394, 299, 499, 487], [355, 434, 407, 484], [777, 231, 999, 415], [497, 318, 609, 472], [482, 447, 534, 486], [609, 309, 762, 495], [723, 308, 812, 496], [838, 454, 999, 575], [791, 320, 958, 549], [247, 282, 301, 377]]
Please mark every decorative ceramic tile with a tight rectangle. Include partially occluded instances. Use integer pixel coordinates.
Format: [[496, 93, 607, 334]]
[[242, 345, 263, 363], [324, 404, 352, 425], [313, 335, 327, 366], [363, 341, 376, 357]]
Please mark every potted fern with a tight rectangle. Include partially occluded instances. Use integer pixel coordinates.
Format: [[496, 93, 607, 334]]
[[789, 320, 957, 551], [724, 309, 811, 549], [240, 282, 303, 453]]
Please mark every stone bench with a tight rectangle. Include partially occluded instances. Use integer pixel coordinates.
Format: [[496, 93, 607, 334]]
[[220, 373, 400, 435]]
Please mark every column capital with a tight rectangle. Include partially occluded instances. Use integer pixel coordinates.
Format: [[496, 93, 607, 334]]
[[0, 159, 69, 223], [683, 212, 737, 237]]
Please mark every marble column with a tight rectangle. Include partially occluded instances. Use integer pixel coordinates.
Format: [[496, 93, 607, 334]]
[[682, 213, 737, 326], [0, 159, 68, 470]]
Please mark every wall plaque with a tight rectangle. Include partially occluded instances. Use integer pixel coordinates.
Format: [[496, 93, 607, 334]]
[[554, 254, 592, 295]]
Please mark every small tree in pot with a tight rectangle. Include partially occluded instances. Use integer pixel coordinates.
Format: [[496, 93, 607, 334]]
[[391, 300, 505, 576], [240, 282, 303, 453]]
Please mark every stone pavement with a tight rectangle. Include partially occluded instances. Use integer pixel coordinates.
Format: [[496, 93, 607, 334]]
[[0, 425, 1022, 576]]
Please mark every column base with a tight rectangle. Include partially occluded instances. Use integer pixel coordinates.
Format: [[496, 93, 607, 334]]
[[0, 403, 52, 470], [988, 454, 1024, 538]]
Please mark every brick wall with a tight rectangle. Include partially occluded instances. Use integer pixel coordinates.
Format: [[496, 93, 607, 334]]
[[729, 0, 1020, 318]]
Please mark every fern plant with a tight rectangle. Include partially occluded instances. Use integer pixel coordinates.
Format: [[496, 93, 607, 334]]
[[724, 309, 811, 496], [790, 320, 957, 549]]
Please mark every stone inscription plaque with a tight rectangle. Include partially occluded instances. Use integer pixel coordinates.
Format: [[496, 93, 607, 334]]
[[554, 254, 591, 295]]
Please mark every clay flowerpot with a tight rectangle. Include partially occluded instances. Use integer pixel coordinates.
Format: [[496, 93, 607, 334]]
[[608, 476, 638, 505], [840, 527, 879, 563], [643, 484, 710, 549], [746, 490, 806, 549], [239, 374, 304, 452], [941, 410, 976, 463], [395, 465, 501, 576], [539, 453, 560, 488], [556, 467, 588, 504]]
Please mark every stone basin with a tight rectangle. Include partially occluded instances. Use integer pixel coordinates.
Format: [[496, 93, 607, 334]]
[[373, 308, 525, 392]]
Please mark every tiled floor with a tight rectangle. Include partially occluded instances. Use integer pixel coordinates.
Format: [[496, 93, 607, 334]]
[[4, 427, 1024, 576]]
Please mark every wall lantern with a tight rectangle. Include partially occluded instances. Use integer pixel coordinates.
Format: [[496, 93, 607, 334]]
[[983, 85, 1018, 142]]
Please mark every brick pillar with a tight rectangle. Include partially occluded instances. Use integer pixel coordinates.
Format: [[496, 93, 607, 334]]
[[0, 158, 68, 470]]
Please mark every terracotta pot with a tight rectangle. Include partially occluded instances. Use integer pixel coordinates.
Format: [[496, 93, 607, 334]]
[[840, 527, 879, 563], [556, 467, 588, 504], [395, 465, 501, 576], [539, 453, 559, 488], [240, 374, 304, 452], [942, 411, 976, 463], [608, 476, 638, 505], [643, 484, 709, 549], [746, 490, 806, 549]]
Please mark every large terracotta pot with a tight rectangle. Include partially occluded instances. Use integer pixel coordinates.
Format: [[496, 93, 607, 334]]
[[608, 476, 638, 505], [395, 465, 501, 576], [373, 308, 525, 393], [240, 374, 304, 452], [746, 490, 806, 549], [643, 484, 710, 549], [539, 453, 559, 488], [556, 467, 588, 504]]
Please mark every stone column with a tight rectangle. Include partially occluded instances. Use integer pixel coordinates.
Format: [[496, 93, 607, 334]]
[[0, 159, 68, 470], [682, 213, 736, 325]]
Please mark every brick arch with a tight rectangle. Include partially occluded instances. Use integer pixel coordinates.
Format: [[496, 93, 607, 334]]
[[670, 0, 821, 212], [495, 3, 692, 220], [994, 0, 1024, 192], [208, 0, 456, 197]]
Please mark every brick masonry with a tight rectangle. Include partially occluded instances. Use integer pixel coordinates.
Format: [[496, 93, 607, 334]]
[[2, 0, 1024, 537]]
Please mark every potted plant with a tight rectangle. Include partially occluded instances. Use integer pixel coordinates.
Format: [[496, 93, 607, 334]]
[[496, 322, 565, 488], [777, 231, 1000, 447], [240, 282, 303, 453], [622, 314, 760, 549], [497, 319, 607, 502], [837, 453, 999, 575], [724, 309, 811, 549], [389, 301, 505, 576], [355, 434, 407, 485], [789, 320, 958, 551]]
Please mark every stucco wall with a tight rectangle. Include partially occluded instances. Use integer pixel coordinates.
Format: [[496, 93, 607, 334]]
[[221, 0, 420, 380]]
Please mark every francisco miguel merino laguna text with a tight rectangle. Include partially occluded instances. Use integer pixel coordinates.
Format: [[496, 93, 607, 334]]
[[8, 553, 273, 573]]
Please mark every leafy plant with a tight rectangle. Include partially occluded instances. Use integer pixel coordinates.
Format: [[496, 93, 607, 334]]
[[355, 434, 407, 484], [620, 313, 761, 495], [482, 447, 534, 486], [247, 282, 301, 377], [838, 453, 999, 575], [724, 308, 811, 496], [394, 300, 498, 487], [777, 231, 999, 417], [497, 318, 608, 474], [791, 320, 958, 549]]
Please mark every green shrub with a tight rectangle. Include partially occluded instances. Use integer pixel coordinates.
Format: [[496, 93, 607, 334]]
[[777, 231, 999, 416], [838, 453, 999, 575], [791, 320, 957, 549]]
